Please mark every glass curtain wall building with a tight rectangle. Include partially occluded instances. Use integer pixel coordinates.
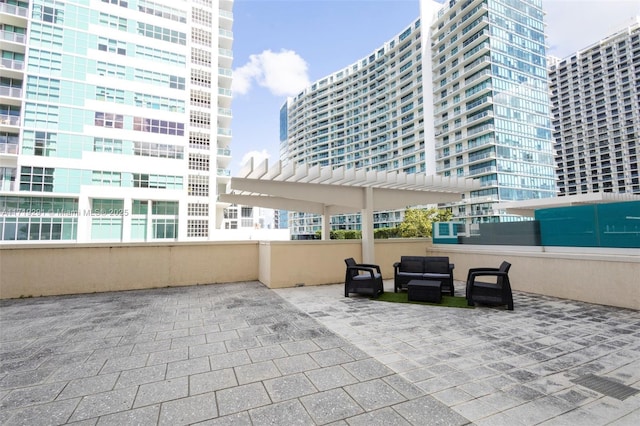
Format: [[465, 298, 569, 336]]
[[279, 0, 556, 237], [430, 0, 556, 222], [0, 0, 234, 242], [549, 18, 639, 196]]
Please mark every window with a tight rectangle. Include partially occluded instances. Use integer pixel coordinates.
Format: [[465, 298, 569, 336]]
[[94, 112, 124, 128], [92, 171, 121, 186], [188, 153, 209, 171], [133, 174, 182, 189], [152, 201, 178, 215], [20, 166, 54, 192], [96, 87, 125, 103], [97, 37, 127, 55], [191, 47, 211, 66], [188, 175, 208, 196], [190, 111, 210, 128], [93, 138, 123, 154], [137, 22, 186, 45], [188, 203, 208, 216], [153, 219, 177, 239], [133, 141, 183, 159], [192, 28, 212, 46], [103, 0, 129, 7], [1, 217, 77, 241], [187, 220, 208, 237], [33, 4, 63, 24], [137, 0, 186, 23]]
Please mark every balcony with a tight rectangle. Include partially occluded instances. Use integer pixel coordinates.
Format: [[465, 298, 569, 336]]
[[0, 57, 24, 72], [218, 9, 233, 31], [0, 1, 28, 18], [0, 86, 22, 98], [0, 141, 18, 154], [218, 28, 233, 49], [0, 29, 26, 45], [0, 113, 20, 126]]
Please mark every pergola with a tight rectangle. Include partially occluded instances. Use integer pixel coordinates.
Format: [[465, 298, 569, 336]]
[[220, 159, 481, 264]]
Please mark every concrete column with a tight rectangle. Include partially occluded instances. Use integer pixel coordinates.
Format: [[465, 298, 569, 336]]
[[322, 205, 330, 240], [361, 187, 374, 264]]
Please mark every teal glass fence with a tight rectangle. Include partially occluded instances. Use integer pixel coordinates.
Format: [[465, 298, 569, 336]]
[[535, 200, 640, 248], [433, 200, 640, 248]]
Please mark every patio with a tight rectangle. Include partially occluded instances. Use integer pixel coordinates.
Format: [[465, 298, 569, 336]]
[[0, 280, 639, 425]]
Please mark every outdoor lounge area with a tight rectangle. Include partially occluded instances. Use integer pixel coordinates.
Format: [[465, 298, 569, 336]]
[[1, 279, 639, 425]]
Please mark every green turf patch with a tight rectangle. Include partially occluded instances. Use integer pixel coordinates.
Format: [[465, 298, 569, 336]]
[[373, 291, 473, 308]]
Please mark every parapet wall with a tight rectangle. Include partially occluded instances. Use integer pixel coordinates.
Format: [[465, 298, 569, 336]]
[[0, 241, 258, 299], [1, 240, 638, 310]]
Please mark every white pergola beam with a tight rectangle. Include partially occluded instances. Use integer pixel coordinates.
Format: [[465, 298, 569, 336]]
[[219, 193, 326, 215]]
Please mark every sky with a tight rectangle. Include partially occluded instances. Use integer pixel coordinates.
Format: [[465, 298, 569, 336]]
[[229, 0, 640, 175]]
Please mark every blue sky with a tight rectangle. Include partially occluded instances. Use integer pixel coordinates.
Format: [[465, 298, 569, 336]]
[[229, 0, 640, 175]]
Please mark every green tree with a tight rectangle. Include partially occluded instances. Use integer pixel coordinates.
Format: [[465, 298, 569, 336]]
[[398, 207, 452, 238]]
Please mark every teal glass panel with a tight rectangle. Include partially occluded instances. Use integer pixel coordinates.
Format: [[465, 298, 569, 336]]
[[537, 205, 598, 247], [597, 202, 640, 248], [536, 201, 640, 248]]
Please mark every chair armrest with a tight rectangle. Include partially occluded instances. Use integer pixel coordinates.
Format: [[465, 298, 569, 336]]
[[468, 271, 509, 280], [468, 267, 499, 274], [357, 263, 381, 273], [347, 265, 378, 278], [448, 263, 455, 272]]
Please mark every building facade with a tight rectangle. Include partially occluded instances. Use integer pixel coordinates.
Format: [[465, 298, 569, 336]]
[[0, 0, 234, 242], [549, 18, 639, 196], [280, 16, 427, 236], [279, 0, 556, 237], [430, 0, 556, 222]]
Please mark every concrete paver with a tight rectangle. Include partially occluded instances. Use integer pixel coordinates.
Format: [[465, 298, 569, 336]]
[[0, 280, 638, 425]]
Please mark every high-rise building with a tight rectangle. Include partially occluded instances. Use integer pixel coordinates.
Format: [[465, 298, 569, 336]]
[[279, 16, 426, 236], [0, 0, 234, 242], [549, 18, 639, 196], [279, 0, 556, 237], [429, 0, 556, 221]]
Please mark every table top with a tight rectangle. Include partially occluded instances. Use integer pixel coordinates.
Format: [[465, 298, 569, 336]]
[[407, 279, 442, 287]]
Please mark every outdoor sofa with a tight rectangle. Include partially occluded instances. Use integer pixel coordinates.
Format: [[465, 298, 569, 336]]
[[393, 255, 455, 295]]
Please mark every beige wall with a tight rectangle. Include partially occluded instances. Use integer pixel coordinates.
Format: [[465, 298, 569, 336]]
[[0, 242, 258, 299], [428, 244, 640, 310], [257, 239, 430, 288], [1, 240, 638, 310]]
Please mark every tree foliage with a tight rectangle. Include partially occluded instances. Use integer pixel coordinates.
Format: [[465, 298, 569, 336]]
[[398, 207, 453, 238]]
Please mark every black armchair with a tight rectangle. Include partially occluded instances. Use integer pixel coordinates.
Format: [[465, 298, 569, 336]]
[[466, 261, 513, 310], [344, 258, 384, 298]]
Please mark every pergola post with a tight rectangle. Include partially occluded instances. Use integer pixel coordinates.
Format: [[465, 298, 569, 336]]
[[322, 205, 330, 240], [361, 187, 374, 264]]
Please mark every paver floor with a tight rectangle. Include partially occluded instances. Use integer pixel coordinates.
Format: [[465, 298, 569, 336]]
[[0, 280, 638, 425], [275, 280, 640, 425]]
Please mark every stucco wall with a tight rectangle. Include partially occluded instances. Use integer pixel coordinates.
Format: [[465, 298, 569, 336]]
[[0, 242, 258, 299], [428, 245, 640, 310], [1, 240, 637, 310]]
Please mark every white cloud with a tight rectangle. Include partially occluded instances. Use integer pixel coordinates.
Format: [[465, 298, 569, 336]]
[[232, 49, 311, 97], [543, 0, 640, 58]]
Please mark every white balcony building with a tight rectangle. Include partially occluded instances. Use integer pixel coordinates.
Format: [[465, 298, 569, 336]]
[[0, 0, 235, 242], [549, 17, 640, 196]]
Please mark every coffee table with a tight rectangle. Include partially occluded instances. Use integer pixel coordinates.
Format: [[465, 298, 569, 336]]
[[407, 279, 442, 303]]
